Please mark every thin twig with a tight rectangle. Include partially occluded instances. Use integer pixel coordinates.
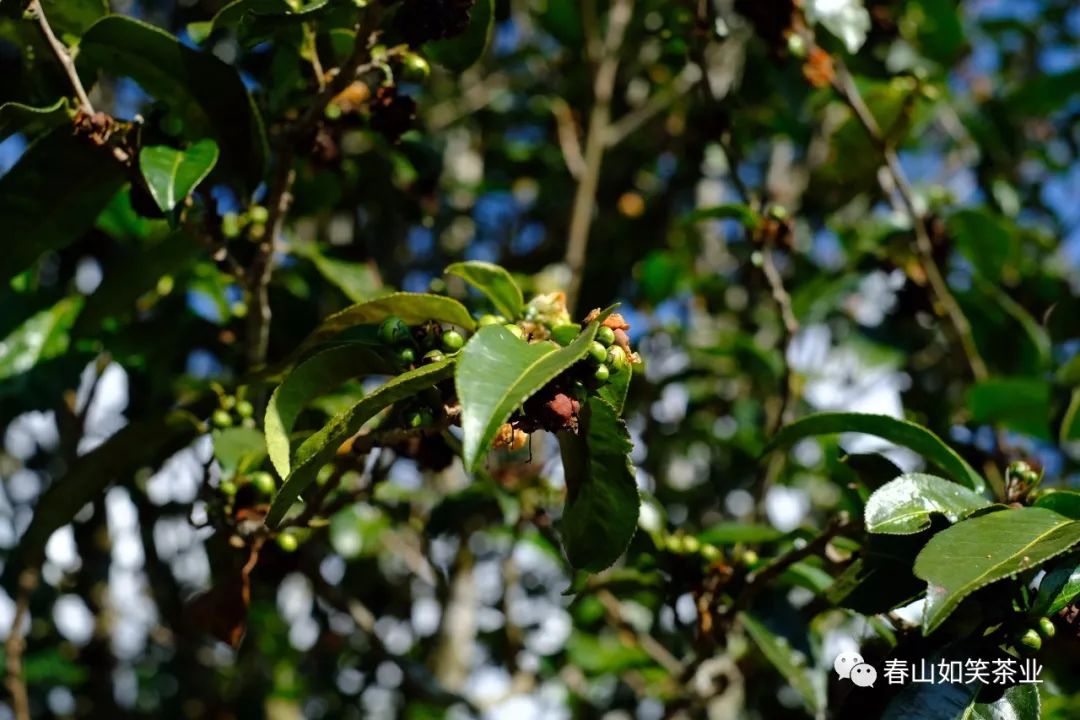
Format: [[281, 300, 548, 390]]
[[597, 589, 684, 677], [550, 98, 585, 179], [563, 0, 634, 312], [830, 59, 988, 381], [604, 64, 698, 147], [28, 0, 94, 114], [4, 569, 38, 720]]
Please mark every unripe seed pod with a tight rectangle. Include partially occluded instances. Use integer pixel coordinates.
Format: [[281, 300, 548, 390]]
[[396, 347, 416, 365], [478, 314, 503, 327], [683, 536, 701, 553], [405, 409, 425, 429], [551, 324, 580, 346], [594, 364, 610, 383], [400, 52, 430, 80], [276, 532, 299, 552], [596, 326, 616, 347], [379, 316, 411, 346], [588, 341, 607, 364], [1038, 616, 1056, 638], [441, 329, 464, 351], [422, 349, 446, 364], [606, 345, 628, 372], [212, 409, 233, 428], [249, 471, 276, 496], [1017, 629, 1042, 654], [742, 550, 760, 567], [701, 544, 721, 562], [219, 480, 238, 497], [504, 324, 525, 340], [235, 400, 254, 419]]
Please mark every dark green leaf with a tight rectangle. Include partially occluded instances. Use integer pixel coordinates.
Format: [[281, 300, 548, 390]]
[[967, 377, 1051, 440], [265, 345, 392, 478], [266, 358, 455, 527], [865, 473, 990, 534], [0, 98, 68, 142], [698, 522, 785, 545], [424, 0, 493, 71], [914, 507, 1080, 633], [764, 412, 986, 493], [456, 321, 599, 470], [138, 139, 219, 213], [37, 0, 109, 38], [1030, 553, 1080, 617], [680, 203, 761, 229], [828, 530, 935, 613], [294, 244, 382, 303], [558, 397, 639, 572], [212, 427, 267, 476], [77, 15, 267, 186], [969, 684, 1040, 720], [0, 128, 126, 283], [0, 297, 82, 381], [739, 612, 823, 714], [1034, 491, 1080, 519], [946, 209, 1014, 283], [445, 261, 524, 320]]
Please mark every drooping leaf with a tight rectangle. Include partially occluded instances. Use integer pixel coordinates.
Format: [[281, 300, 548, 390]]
[[914, 507, 1080, 633], [969, 684, 1040, 720], [445, 261, 524, 320], [265, 345, 392, 478], [2, 406, 207, 591], [0, 98, 68, 142], [294, 243, 382, 303], [764, 412, 986, 493], [212, 427, 267, 477], [0, 297, 83, 381], [697, 522, 785, 545], [77, 15, 267, 186], [266, 358, 455, 527], [456, 321, 599, 470], [424, 0, 494, 71], [558, 397, 639, 572], [865, 473, 990, 535], [0, 128, 126, 282], [292, 292, 475, 360], [739, 612, 824, 715], [1030, 553, 1080, 617], [967, 377, 1051, 440], [138, 139, 219, 213]]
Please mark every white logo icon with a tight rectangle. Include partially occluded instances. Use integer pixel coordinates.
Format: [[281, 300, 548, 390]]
[[850, 663, 877, 688], [833, 651, 864, 680]]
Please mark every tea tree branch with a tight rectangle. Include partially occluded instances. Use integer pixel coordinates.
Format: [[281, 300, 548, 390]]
[[28, 0, 95, 115]]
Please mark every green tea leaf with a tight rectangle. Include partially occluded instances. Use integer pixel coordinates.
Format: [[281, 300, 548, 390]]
[[914, 507, 1080, 633], [1030, 554, 1080, 617], [865, 473, 990, 535], [138, 139, 219, 213], [739, 612, 823, 714], [558, 397, 639, 572], [266, 358, 455, 527], [764, 412, 986, 493], [456, 322, 598, 470], [212, 426, 267, 476], [968, 683, 1040, 720], [0, 297, 83, 381], [0, 98, 68, 142], [445, 260, 524, 320], [968, 377, 1051, 440], [265, 345, 392, 478], [697, 523, 785, 545]]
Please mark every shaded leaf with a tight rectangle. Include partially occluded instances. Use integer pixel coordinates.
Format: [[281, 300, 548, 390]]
[[765, 412, 986, 493], [0, 297, 83, 381], [212, 427, 267, 477], [456, 321, 599, 470], [0, 98, 68, 142], [1030, 553, 1080, 617], [968, 377, 1051, 441], [969, 684, 1039, 720], [739, 612, 823, 714], [947, 209, 1014, 283], [914, 507, 1080, 633], [445, 260, 523, 320], [77, 15, 267, 186], [865, 473, 990, 535], [680, 203, 761, 229], [424, 0, 493, 71], [138, 139, 219, 213], [265, 345, 391, 478], [266, 358, 455, 527], [698, 522, 785, 545], [1035, 491, 1080, 520], [0, 128, 126, 282], [558, 397, 639, 572]]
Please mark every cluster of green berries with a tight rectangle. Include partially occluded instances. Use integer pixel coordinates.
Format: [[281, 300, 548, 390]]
[[211, 394, 256, 430], [218, 470, 276, 501], [663, 532, 723, 563], [575, 325, 627, 385], [1014, 616, 1056, 655], [378, 315, 465, 368], [221, 204, 270, 241]]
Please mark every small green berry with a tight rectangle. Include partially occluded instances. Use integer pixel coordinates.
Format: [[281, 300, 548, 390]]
[[606, 345, 628, 372], [1038, 617, 1056, 639], [701, 544, 721, 562], [551, 324, 580, 346], [478, 314, 503, 327], [593, 364, 610, 383], [235, 400, 254, 419], [249, 471, 276, 496], [249, 205, 270, 224], [1017, 628, 1042, 654], [212, 409, 233, 428], [596, 326, 616, 347], [378, 316, 411, 346], [588, 341, 607, 364], [504, 324, 525, 340], [396, 347, 416, 366], [404, 409, 425, 429], [422, 349, 446, 364], [219, 480, 238, 497], [683, 536, 701, 553], [276, 533, 299, 552], [441, 329, 465, 351]]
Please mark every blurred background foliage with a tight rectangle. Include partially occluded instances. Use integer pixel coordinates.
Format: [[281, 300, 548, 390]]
[[0, 0, 1078, 718]]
